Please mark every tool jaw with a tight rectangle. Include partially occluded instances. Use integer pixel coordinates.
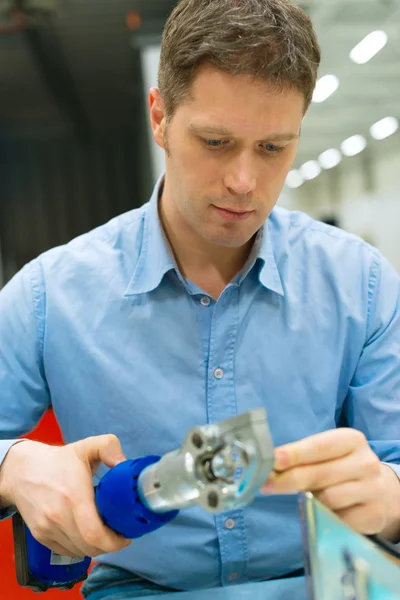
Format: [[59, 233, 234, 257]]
[[139, 408, 275, 514]]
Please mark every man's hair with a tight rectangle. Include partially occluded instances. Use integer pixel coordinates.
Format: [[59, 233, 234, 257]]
[[158, 0, 321, 121]]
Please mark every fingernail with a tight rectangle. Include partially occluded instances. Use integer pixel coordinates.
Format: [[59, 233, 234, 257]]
[[274, 449, 289, 470]]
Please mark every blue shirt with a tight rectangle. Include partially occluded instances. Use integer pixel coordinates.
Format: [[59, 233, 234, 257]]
[[1, 175, 400, 590]]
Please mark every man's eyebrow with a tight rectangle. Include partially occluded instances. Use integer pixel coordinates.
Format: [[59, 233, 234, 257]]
[[188, 124, 299, 142]]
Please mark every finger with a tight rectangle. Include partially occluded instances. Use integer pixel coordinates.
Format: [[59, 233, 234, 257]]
[[47, 532, 87, 558], [336, 502, 387, 535], [274, 429, 368, 472], [314, 478, 382, 512], [73, 434, 127, 474], [73, 497, 132, 554], [262, 448, 380, 494], [44, 540, 80, 558], [32, 508, 104, 558], [46, 515, 121, 558], [27, 503, 98, 558], [61, 518, 113, 558]]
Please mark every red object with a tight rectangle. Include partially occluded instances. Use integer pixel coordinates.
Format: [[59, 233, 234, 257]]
[[126, 10, 142, 31], [0, 411, 84, 599]]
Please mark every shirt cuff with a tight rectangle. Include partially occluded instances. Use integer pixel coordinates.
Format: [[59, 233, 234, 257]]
[[381, 462, 400, 545]]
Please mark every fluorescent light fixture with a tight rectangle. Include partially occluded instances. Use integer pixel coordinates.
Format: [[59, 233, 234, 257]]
[[350, 30, 388, 64], [319, 149, 342, 170], [286, 170, 304, 189], [312, 75, 340, 103], [341, 135, 367, 157], [370, 116, 399, 140], [300, 161, 321, 180]]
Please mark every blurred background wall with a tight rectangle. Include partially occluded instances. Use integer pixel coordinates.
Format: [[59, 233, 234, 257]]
[[0, 0, 399, 598], [279, 0, 400, 272]]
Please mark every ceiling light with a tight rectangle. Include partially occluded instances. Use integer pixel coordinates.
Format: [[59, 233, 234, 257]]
[[370, 116, 399, 140], [300, 161, 321, 180], [286, 170, 304, 189], [350, 31, 388, 64], [341, 135, 367, 157], [312, 75, 340, 103], [319, 149, 342, 170]]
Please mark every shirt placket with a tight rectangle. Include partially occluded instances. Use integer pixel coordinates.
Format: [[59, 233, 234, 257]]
[[205, 284, 249, 586]]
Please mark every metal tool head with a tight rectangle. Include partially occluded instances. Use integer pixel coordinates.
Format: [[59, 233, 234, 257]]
[[184, 408, 274, 512], [139, 408, 275, 514]]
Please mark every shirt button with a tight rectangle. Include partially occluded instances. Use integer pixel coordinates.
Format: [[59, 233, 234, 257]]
[[228, 572, 238, 582], [225, 518, 235, 530], [200, 296, 211, 307], [214, 368, 224, 380]]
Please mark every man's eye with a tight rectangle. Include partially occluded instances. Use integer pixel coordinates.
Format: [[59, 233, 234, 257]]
[[205, 139, 226, 149], [263, 144, 284, 153]]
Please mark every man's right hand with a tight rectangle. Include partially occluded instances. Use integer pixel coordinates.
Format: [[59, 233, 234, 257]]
[[0, 435, 132, 558]]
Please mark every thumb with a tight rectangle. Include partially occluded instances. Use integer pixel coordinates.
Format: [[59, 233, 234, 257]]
[[73, 434, 127, 473]]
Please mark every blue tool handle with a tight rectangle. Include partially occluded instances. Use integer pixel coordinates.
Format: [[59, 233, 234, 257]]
[[95, 455, 179, 537], [22, 526, 92, 591], [17, 455, 179, 591]]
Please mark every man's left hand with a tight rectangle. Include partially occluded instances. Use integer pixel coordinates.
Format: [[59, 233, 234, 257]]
[[261, 428, 400, 538]]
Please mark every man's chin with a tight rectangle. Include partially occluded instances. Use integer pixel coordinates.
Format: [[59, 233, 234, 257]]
[[204, 234, 254, 249]]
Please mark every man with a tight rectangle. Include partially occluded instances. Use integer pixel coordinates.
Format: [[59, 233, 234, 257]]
[[1, 0, 400, 597]]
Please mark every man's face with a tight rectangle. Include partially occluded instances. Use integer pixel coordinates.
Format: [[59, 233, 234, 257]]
[[151, 65, 305, 249]]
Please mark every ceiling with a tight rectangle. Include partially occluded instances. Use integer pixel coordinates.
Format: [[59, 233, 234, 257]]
[[0, 0, 399, 161], [294, 0, 400, 168], [0, 0, 176, 141]]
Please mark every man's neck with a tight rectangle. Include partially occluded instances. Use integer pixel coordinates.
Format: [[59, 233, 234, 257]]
[[158, 192, 254, 299]]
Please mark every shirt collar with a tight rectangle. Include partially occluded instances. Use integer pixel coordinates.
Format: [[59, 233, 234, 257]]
[[245, 222, 285, 297], [124, 174, 178, 296], [124, 174, 284, 297]]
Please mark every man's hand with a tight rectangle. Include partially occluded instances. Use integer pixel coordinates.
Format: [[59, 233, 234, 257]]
[[0, 435, 132, 558], [261, 428, 400, 539]]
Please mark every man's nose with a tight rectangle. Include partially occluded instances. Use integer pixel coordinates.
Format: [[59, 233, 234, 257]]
[[224, 154, 257, 196]]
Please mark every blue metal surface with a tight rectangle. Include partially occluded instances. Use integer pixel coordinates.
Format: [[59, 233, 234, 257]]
[[300, 493, 400, 600]]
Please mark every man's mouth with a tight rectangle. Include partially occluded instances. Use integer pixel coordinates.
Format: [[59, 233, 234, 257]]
[[213, 205, 255, 222]]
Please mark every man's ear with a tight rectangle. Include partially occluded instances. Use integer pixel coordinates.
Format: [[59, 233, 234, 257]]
[[149, 88, 167, 149]]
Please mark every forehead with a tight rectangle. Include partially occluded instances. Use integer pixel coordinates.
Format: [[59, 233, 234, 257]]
[[175, 65, 306, 133]]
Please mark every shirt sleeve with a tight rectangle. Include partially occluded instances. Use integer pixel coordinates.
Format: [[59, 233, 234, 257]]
[[0, 260, 51, 518], [344, 252, 400, 467]]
